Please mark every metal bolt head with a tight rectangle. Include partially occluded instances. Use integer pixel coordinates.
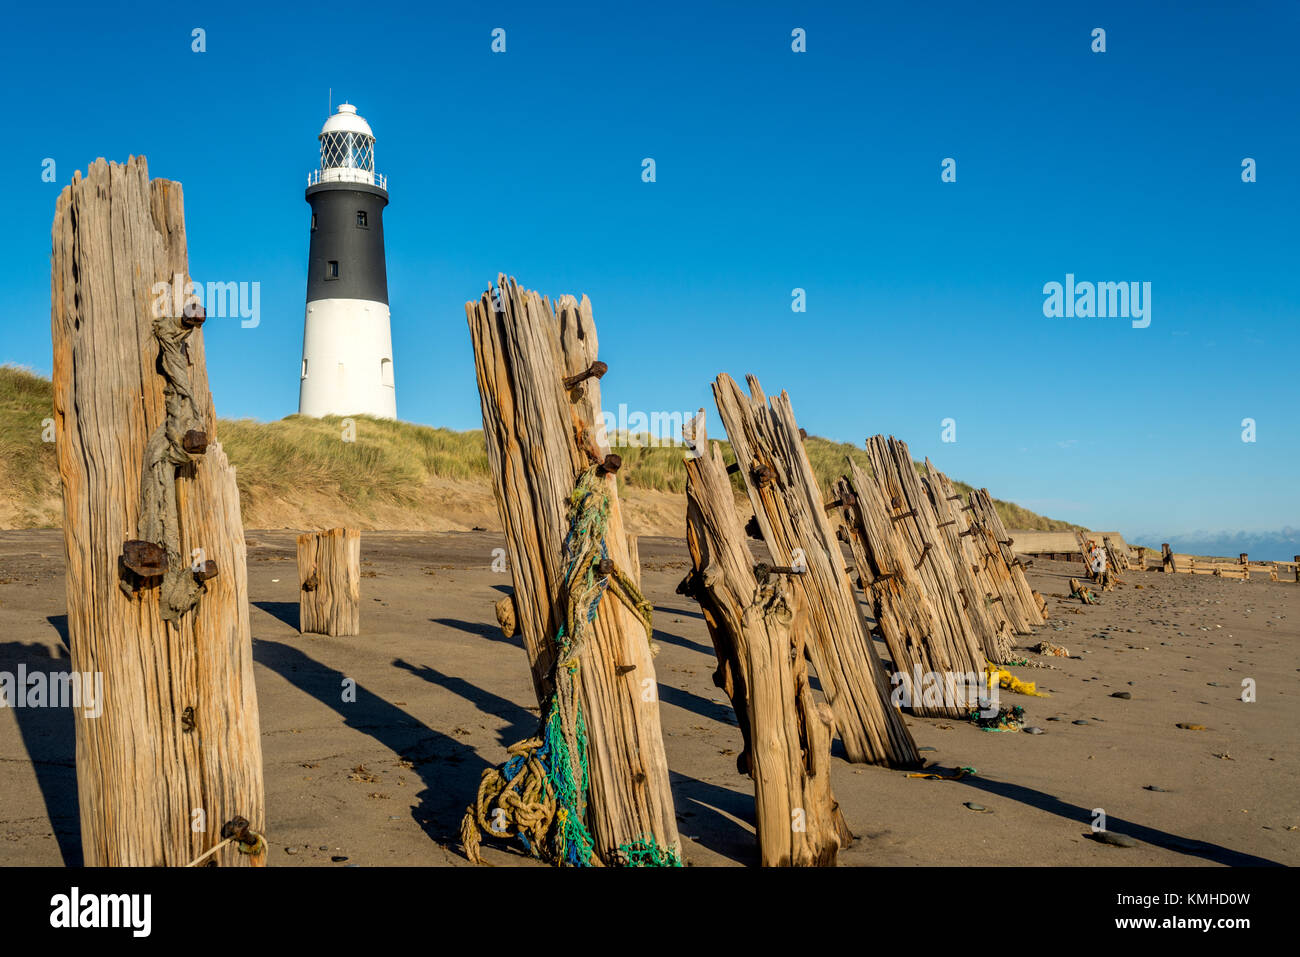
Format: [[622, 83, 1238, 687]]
[[121, 539, 166, 577], [181, 430, 209, 454]]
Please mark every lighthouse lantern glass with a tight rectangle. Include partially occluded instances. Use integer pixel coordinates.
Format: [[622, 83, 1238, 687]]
[[320, 131, 374, 173]]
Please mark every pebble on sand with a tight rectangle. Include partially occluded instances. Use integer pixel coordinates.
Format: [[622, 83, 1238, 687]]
[[1092, 831, 1137, 848], [1110, 691, 1132, 699]]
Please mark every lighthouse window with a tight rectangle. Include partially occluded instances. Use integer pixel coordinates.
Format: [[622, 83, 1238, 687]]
[[311, 214, 317, 231], [356, 210, 368, 228], [326, 260, 339, 279]]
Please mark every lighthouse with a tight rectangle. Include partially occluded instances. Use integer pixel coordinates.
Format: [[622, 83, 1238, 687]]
[[298, 102, 396, 419]]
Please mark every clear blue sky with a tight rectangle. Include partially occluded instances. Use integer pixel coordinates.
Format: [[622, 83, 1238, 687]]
[[2, 1, 1296, 555]]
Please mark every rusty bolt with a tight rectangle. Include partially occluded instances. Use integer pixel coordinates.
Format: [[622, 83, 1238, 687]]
[[890, 494, 903, 510], [220, 816, 259, 851], [753, 562, 805, 584], [596, 557, 615, 576], [121, 539, 166, 577], [913, 542, 932, 570], [193, 559, 219, 582], [824, 492, 853, 513], [181, 304, 206, 329], [302, 572, 319, 592], [564, 360, 608, 390], [890, 508, 918, 523], [181, 430, 209, 454], [751, 465, 776, 488], [596, 453, 622, 476]]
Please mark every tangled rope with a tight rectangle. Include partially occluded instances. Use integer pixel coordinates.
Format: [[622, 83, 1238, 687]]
[[461, 466, 674, 867], [984, 662, 1047, 698], [124, 315, 209, 620]]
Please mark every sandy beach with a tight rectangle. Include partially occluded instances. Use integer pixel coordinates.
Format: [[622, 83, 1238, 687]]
[[1, 528, 1294, 867]]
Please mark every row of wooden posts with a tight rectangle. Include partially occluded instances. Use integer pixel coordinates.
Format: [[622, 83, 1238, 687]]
[[50, 159, 1046, 867], [466, 276, 1051, 865], [1125, 544, 1299, 582]]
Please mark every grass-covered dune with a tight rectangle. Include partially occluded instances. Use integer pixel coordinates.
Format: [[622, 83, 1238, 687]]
[[0, 365, 1079, 534]]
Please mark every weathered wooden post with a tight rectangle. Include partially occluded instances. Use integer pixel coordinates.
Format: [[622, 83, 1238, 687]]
[[1162, 543, 1176, 573], [864, 437, 1007, 664], [970, 487, 1047, 624], [928, 466, 1031, 642], [1294, 556, 1300, 583], [297, 527, 361, 636], [50, 157, 264, 866], [712, 375, 918, 767], [833, 461, 984, 718], [462, 276, 680, 865], [1135, 546, 1147, 570], [681, 412, 849, 865]]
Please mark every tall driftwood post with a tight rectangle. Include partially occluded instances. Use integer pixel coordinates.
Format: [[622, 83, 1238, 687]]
[[50, 157, 264, 865], [297, 528, 361, 636], [713, 375, 918, 767], [1162, 543, 1176, 573], [465, 275, 679, 863], [682, 412, 849, 864]]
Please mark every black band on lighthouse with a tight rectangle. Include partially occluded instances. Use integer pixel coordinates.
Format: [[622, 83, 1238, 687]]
[[305, 181, 390, 305]]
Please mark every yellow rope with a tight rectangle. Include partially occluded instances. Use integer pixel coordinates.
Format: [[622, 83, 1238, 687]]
[[984, 662, 1047, 697]]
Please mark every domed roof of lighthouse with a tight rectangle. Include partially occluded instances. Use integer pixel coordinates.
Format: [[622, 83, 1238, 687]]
[[311, 101, 386, 191], [320, 102, 374, 139]]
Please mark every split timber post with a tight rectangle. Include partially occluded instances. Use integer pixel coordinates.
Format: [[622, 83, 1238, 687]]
[[681, 412, 849, 864], [297, 528, 361, 636], [1295, 557, 1300, 584], [50, 157, 264, 866], [1106, 536, 1128, 572], [924, 464, 1022, 652], [833, 462, 982, 719], [1162, 544, 1177, 574], [864, 436, 1003, 665], [970, 488, 1047, 624], [952, 480, 1039, 634], [1135, 546, 1147, 570], [464, 275, 679, 864], [712, 374, 918, 767]]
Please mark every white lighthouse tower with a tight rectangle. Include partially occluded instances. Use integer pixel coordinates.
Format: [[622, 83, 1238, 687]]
[[298, 102, 396, 419]]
